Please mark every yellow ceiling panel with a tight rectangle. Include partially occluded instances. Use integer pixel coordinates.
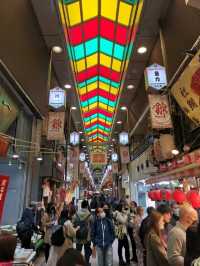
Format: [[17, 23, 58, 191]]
[[101, 0, 118, 21], [79, 87, 87, 95], [135, 1, 144, 24], [110, 86, 118, 95], [112, 58, 122, 72], [99, 102, 107, 110], [100, 53, 111, 68], [67, 2, 81, 26], [76, 58, 86, 72], [82, 0, 98, 21], [87, 82, 98, 92], [118, 2, 132, 26], [89, 102, 98, 110], [108, 106, 114, 113], [86, 53, 98, 68], [99, 82, 110, 92]]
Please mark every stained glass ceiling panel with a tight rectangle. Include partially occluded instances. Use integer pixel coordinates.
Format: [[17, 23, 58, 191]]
[[58, 0, 144, 143]]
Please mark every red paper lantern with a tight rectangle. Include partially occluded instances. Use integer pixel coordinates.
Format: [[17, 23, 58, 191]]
[[154, 190, 162, 201], [187, 190, 200, 209], [172, 189, 186, 204], [161, 189, 171, 201], [148, 191, 154, 201]]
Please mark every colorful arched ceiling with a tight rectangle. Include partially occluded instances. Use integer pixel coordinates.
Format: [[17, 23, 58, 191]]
[[58, 0, 144, 143]]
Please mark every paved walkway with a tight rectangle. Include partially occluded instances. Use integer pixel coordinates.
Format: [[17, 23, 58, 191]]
[[35, 240, 138, 266]]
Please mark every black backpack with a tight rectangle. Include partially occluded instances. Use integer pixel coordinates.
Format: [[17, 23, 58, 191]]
[[75, 214, 90, 241], [16, 220, 32, 235], [51, 225, 65, 246]]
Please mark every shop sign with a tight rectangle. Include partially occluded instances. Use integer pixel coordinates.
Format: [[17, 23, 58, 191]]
[[0, 137, 9, 157], [149, 94, 173, 129], [145, 64, 167, 90], [47, 112, 65, 140], [120, 146, 130, 164], [112, 163, 118, 174], [172, 49, 200, 125], [49, 87, 65, 109], [0, 175, 9, 221], [91, 152, 107, 165]]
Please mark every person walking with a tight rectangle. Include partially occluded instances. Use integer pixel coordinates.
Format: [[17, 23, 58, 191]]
[[42, 203, 57, 262], [91, 207, 115, 266], [114, 204, 130, 266], [146, 211, 169, 266], [73, 200, 92, 266], [47, 209, 79, 266], [167, 204, 198, 266]]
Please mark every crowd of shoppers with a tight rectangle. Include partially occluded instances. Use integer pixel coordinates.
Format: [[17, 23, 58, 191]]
[[13, 193, 200, 266]]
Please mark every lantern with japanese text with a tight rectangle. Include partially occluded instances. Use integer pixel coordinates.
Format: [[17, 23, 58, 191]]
[[187, 190, 200, 209], [161, 189, 172, 201], [172, 189, 186, 204]]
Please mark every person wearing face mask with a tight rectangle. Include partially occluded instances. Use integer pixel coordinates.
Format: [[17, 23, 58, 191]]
[[167, 204, 198, 266], [170, 203, 180, 227], [146, 211, 169, 266], [113, 204, 130, 266], [91, 208, 115, 266]]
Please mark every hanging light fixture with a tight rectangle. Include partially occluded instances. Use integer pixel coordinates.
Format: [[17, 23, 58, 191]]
[[70, 132, 80, 146], [112, 153, 118, 162], [119, 132, 129, 145], [79, 152, 86, 162]]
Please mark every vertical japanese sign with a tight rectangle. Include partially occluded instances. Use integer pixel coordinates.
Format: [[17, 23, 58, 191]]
[[71, 147, 79, 180], [171, 49, 200, 125], [149, 94, 173, 129], [120, 146, 130, 164], [91, 153, 107, 165], [47, 112, 65, 140], [79, 162, 85, 174], [0, 176, 9, 221], [112, 163, 119, 174]]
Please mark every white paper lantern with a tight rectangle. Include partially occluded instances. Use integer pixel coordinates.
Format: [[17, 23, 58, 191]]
[[119, 132, 129, 145], [70, 132, 80, 146], [112, 153, 118, 162], [79, 152, 86, 161]]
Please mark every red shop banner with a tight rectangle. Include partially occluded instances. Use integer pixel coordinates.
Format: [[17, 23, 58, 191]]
[[0, 175, 9, 221]]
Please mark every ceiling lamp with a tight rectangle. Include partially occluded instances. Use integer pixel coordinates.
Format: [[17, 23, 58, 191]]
[[112, 138, 116, 142], [172, 149, 179, 155], [57, 162, 62, 167], [79, 152, 86, 162], [52, 46, 63, 53], [120, 106, 127, 111], [71, 106, 77, 110], [137, 46, 147, 54], [79, 131, 83, 134], [64, 84, 72, 89], [36, 155, 43, 162], [119, 132, 129, 145], [81, 138, 85, 142], [127, 84, 134, 90], [12, 153, 19, 159], [116, 120, 122, 125], [70, 132, 80, 146], [112, 153, 118, 162]]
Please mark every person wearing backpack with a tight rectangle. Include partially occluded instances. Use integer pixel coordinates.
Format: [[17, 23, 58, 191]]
[[16, 207, 38, 249], [91, 207, 115, 266], [47, 208, 79, 266], [73, 200, 92, 266]]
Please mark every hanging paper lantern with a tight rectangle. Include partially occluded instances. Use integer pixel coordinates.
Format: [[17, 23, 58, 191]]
[[148, 191, 154, 200], [172, 189, 186, 204], [161, 189, 172, 201], [187, 190, 200, 209], [154, 190, 162, 201]]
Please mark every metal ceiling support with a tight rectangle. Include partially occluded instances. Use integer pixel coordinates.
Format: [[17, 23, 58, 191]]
[[130, 105, 149, 137]]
